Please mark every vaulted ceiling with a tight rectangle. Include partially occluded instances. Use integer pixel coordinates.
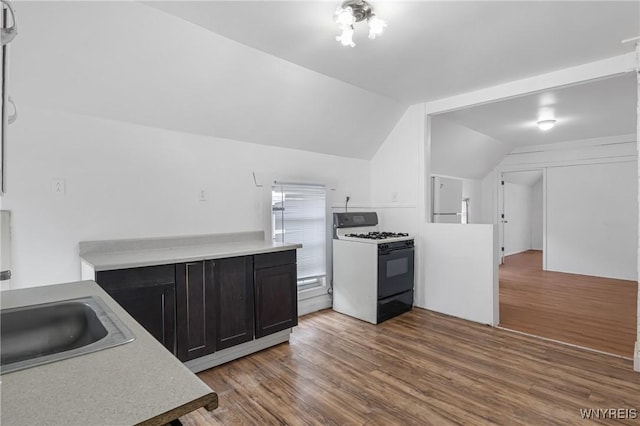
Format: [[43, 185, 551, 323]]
[[148, 1, 639, 104], [9, 1, 639, 160]]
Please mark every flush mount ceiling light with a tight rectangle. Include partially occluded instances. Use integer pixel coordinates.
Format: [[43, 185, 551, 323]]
[[334, 0, 387, 47], [537, 119, 556, 131]]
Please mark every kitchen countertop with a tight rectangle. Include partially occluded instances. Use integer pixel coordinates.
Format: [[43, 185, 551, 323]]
[[80, 232, 302, 271], [1, 281, 218, 426]]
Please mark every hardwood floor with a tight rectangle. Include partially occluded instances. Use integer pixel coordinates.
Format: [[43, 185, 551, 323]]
[[181, 308, 640, 425], [499, 250, 637, 358]]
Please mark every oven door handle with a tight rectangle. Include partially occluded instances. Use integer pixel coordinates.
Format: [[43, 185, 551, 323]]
[[378, 247, 414, 256]]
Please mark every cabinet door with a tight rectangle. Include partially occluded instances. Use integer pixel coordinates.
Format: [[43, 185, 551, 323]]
[[109, 284, 175, 352], [215, 256, 254, 350], [176, 261, 216, 361], [254, 263, 298, 338], [96, 265, 176, 354]]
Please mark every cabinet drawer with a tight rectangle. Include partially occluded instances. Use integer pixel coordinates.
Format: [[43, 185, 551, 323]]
[[96, 264, 175, 291], [254, 250, 296, 269]]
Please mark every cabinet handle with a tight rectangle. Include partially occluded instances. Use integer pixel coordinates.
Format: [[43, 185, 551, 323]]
[[7, 96, 16, 124]]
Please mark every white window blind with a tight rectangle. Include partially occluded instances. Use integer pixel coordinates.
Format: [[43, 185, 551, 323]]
[[272, 183, 326, 288]]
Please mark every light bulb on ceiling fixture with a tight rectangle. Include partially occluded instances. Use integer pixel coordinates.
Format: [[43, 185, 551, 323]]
[[367, 14, 387, 39], [336, 25, 356, 47], [537, 119, 556, 131], [334, 6, 355, 28]]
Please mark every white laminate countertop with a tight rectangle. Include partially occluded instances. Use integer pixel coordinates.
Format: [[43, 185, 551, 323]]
[[1, 281, 217, 426], [81, 239, 302, 272]]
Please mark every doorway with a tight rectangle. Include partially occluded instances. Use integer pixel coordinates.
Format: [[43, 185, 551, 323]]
[[497, 165, 638, 358], [499, 170, 544, 265]]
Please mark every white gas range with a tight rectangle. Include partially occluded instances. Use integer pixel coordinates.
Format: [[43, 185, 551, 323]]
[[332, 212, 415, 324]]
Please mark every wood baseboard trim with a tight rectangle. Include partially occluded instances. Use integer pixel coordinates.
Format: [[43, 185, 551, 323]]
[[635, 341, 640, 372], [496, 325, 633, 361], [184, 329, 291, 373]]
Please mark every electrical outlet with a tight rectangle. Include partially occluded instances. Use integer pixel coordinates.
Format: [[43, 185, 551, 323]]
[[51, 179, 65, 196], [199, 189, 207, 202]]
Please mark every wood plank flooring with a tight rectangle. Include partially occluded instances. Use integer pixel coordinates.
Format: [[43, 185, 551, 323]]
[[499, 250, 637, 358], [181, 308, 640, 425]]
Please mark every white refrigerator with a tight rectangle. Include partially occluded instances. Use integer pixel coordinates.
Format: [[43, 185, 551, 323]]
[[431, 176, 464, 224]]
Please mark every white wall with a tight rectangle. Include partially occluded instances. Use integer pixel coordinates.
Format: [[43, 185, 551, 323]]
[[504, 182, 532, 256], [419, 113, 500, 324], [370, 104, 425, 304], [423, 223, 498, 325], [481, 171, 498, 225], [2, 107, 371, 289], [370, 105, 422, 209], [531, 179, 543, 250], [430, 116, 512, 180], [369, 104, 424, 236], [462, 178, 484, 224], [546, 161, 637, 280]]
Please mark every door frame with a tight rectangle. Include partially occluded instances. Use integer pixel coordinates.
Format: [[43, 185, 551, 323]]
[[498, 168, 547, 269]]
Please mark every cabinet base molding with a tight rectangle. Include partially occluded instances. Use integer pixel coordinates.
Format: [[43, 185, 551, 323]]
[[298, 293, 331, 316], [185, 329, 292, 373]]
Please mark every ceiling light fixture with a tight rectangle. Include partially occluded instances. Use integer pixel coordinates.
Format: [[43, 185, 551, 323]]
[[334, 0, 386, 47], [537, 119, 556, 131]]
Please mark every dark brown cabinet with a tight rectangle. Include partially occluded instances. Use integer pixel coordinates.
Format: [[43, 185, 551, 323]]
[[254, 251, 298, 338], [96, 265, 176, 353], [95, 249, 298, 365], [214, 256, 255, 350], [175, 261, 216, 361]]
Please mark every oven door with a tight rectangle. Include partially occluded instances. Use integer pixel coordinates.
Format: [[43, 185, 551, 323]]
[[377, 247, 414, 299]]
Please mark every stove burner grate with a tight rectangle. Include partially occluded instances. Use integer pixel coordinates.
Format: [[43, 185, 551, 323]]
[[344, 231, 409, 240]]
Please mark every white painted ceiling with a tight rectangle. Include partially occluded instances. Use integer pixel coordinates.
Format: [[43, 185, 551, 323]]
[[437, 73, 637, 147], [9, 1, 639, 161], [431, 73, 637, 180], [148, 1, 639, 103]]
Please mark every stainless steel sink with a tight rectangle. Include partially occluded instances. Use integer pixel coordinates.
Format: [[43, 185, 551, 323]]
[[1, 296, 135, 374]]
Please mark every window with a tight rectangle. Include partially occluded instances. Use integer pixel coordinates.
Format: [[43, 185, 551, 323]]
[[271, 183, 326, 291]]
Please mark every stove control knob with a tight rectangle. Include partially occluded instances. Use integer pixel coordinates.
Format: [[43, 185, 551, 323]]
[[379, 244, 389, 251], [405, 240, 414, 247]]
